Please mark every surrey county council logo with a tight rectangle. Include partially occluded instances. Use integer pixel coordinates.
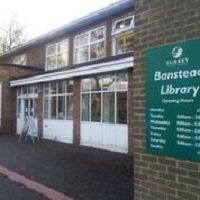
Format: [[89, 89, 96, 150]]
[[165, 45, 189, 67], [172, 46, 183, 58]]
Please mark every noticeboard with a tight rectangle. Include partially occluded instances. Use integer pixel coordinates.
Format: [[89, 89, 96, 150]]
[[146, 39, 200, 161]]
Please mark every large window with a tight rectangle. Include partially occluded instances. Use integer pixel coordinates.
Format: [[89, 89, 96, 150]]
[[46, 39, 69, 71], [13, 54, 27, 65], [112, 16, 134, 55], [74, 26, 105, 64], [44, 80, 73, 120], [17, 85, 38, 119], [81, 72, 128, 124]]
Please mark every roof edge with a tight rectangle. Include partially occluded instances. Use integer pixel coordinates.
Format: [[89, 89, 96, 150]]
[[0, 0, 134, 60], [0, 63, 44, 71], [11, 52, 133, 81]]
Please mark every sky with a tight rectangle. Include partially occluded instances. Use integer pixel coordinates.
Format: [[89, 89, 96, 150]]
[[0, 0, 119, 40]]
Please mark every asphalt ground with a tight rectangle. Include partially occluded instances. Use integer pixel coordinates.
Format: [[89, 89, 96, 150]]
[[0, 134, 133, 200], [0, 175, 48, 200]]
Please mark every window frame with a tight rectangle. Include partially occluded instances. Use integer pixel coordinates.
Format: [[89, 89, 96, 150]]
[[112, 30, 134, 55], [112, 15, 134, 56], [45, 39, 69, 71], [81, 72, 128, 125], [13, 54, 27, 65], [112, 16, 134, 36], [74, 26, 106, 64], [43, 80, 73, 120]]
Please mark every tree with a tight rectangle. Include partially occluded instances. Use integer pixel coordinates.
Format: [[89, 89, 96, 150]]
[[0, 15, 27, 55]]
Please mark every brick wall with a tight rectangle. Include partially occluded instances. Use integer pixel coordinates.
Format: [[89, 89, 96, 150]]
[[26, 44, 45, 68], [73, 78, 81, 145], [133, 0, 200, 199], [128, 68, 134, 154], [8, 66, 41, 79], [0, 44, 45, 69], [0, 65, 41, 134], [0, 68, 13, 134], [37, 83, 44, 138]]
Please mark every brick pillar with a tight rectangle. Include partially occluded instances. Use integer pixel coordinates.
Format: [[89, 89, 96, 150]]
[[73, 77, 81, 145], [1, 80, 16, 134], [106, 19, 112, 58], [11, 88, 17, 134], [133, 0, 200, 199], [37, 83, 43, 138], [68, 35, 74, 66], [128, 68, 134, 154]]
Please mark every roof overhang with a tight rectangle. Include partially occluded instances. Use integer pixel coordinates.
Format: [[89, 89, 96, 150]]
[[10, 56, 133, 87]]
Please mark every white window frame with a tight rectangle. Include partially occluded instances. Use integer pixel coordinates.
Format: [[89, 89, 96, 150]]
[[81, 73, 128, 124], [43, 81, 73, 120], [112, 16, 134, 56], [74, 26, 106, 64], [45, 39, 69, 71], [112, 16, 134, 36], [17, 85, 38, 99], [112, 30, 134, 56], [13, 54, 27, 65]]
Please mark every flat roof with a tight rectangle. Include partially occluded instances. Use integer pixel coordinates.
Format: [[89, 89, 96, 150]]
[[10, 55, 134, 87]]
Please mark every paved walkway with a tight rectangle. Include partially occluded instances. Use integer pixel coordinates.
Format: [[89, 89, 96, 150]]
[[0, 135, 133, 200]]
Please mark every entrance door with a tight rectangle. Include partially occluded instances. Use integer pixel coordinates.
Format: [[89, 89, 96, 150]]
[[17, 98, 38, 135]]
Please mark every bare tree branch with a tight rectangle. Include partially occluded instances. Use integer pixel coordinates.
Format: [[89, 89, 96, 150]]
[[0, 14, 27, 55]]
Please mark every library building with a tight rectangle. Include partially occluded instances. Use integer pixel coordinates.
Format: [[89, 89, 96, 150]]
[[0, 0, 200, 199]]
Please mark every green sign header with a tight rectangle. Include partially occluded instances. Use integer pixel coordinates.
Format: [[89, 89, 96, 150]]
[[146, 38, 200, 161]]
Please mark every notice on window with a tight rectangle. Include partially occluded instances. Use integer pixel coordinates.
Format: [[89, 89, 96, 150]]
[[146, 39, 200, 161]]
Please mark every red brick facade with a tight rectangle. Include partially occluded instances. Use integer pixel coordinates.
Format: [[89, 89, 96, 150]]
[[73, 78, 81, 145], [0, 65, 41, 134], [37, 83, 44, 137], [133, 0, 200, 199]]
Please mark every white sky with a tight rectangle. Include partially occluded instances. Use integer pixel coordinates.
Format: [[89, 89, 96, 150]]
[[0, 0, 119, 39]]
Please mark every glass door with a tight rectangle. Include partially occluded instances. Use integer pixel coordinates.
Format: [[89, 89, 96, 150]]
[[17, 86, 38, 135], [17, 98, 38, 134]]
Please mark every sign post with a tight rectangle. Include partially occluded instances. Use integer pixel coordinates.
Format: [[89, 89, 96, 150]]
[[146, 39, 200, 161]]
